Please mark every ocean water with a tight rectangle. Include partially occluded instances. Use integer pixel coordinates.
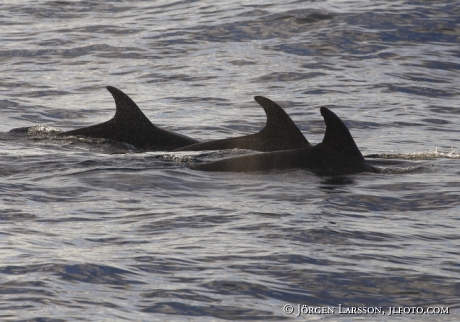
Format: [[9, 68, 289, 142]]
[[1, 0, 460, 321]]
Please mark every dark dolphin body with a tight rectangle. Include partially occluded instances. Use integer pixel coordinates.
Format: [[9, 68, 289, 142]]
[[174, 96, 311, 152], [191, 107, 380, 175], [60, 86, 199, 151]]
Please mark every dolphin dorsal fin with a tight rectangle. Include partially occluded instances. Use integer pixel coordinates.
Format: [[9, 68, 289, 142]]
[[254, 96, 309, 144], [60, 86, 198, 150], [320, 107, 364, 159], [106, 86, 156, 128]]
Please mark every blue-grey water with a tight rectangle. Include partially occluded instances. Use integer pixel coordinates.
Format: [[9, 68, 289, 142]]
[[1, 1, 460, 321]]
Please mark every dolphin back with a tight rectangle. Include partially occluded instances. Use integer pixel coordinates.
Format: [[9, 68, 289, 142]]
[[191, 107, 378, 174], [175, 96, 310, 152], [61, 86, 199, 151]]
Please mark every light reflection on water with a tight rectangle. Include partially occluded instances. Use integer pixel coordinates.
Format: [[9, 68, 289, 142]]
[[1, 0, 460, 321]]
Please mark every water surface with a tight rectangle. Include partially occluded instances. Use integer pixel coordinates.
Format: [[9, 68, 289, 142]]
[[1, 1, 460, 321]]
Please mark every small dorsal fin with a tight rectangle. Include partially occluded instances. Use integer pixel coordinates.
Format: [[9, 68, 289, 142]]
[[254, 96, 309, 144], [106, 86, 156, 128], [320, 107, 364, 159]]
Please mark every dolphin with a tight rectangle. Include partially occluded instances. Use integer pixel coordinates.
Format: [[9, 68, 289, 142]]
[[60, 86, 199, 151], [190, 106, 380, 175], [174, 96, 311, 152]]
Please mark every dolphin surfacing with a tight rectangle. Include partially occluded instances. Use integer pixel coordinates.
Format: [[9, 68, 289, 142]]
[[190, 106, 380, 175], [60, 86, 199, 151], [174, 96, 310, 152]]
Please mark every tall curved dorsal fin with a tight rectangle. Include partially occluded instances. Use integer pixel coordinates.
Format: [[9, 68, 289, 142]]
[[107, 86, 156, 129], [254, 96, 309, 145], [320, 107, 364, 159], [61, 86, 156, 139], [174, 96, 309, 152], [60, 86, 199, 150]]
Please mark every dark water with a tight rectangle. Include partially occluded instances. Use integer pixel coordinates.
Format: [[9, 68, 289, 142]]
[[1, 1, 460, 321]]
